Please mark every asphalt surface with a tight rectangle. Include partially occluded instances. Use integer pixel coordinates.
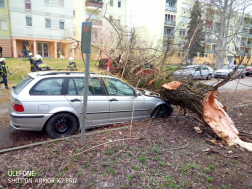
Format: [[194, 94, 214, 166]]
[[201, 75, 252, 91]]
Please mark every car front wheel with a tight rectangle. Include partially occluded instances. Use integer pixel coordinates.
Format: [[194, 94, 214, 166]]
[[151, 104, 173, 118], [46, 113, 77, 139], [206, 74, 212, 80]]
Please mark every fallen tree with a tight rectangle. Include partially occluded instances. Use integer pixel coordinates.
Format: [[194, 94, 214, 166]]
[[161, 80, 252, 152]]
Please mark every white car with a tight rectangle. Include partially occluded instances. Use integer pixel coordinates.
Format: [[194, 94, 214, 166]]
[[173, 65, 214, 80], [214, 65, 246, 78]]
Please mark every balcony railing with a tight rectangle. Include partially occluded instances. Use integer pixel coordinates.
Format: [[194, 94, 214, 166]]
[[86, 18, 102, 26], [206, 15, 214, 20], [85, 0, 103, 9], [241, 33, 249, 37], [164, 20, 176, 26], [163, 34, 174, 39], [240, 42, 247, 46], [243, 23, 250, 27], [205, 38, 219, 43], [239, 51, 245, 56], [165, 6, 177, 12]]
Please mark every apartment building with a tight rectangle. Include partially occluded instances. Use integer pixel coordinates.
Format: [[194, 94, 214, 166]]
[[73, 0, 127, 59], [9, 0, 74, 58], [0, 0, 12, 57], [128, 0, 252, 65]]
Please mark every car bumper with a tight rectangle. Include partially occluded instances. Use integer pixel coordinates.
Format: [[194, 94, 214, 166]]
[[214, 73, 228, 78], [8, 104, 52, 131]]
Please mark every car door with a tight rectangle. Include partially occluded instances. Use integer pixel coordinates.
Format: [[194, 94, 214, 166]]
[[201, 66, 210, 78], [64, 77, 110, 128], [102, 78, 147, 123], [238, 65, 245, 74], [193, 66, 202, 78]]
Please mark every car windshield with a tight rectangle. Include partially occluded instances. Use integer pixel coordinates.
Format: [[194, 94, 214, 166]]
[[181, 68, 194, 71], [14, 76, 33, 94], [220, 65, 234, 69]]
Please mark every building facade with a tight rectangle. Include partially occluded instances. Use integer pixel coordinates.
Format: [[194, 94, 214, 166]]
[[127, 0, 252, 65], [9, 0, 74, 58], [0, 0, 12, 57], [73, 0, 127, 60]]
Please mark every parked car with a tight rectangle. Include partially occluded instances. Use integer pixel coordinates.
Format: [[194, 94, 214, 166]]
[[214, 65, 246, 78], [245, 66, 252, 76], [9, 72, 173, 138], [173, 65, 214, 80]]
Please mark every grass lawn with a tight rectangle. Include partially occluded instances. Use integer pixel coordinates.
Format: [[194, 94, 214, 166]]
[[4, 58, 99, 85]]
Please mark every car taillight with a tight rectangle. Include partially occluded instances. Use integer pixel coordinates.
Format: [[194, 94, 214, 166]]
[[11, 98, 24, 112]]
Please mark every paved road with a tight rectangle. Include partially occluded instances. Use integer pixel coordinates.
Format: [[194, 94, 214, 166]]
[[201, 76, 252, 91]]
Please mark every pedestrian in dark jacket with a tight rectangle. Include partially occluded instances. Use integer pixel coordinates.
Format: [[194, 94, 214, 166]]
[[0, 58, 10, 89], [0, 46, 2, 57]]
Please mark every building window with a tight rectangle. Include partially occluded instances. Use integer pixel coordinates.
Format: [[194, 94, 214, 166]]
[[110, 0, 113, 6], [0, 0, 5, 8], [59, 0, 64, 7], [187, 18, 191, 23], [45, 19, 51, 28], [59, 21, 64, 29], [166, 1, 173, 7], [25, 0, 31, 9], [0, 20, 7, 30], [26, 16, 32, 26], [118, 0, 121, 8], [181, 16, 187, 23], [118, 16, 121, 23], [182, 3, 188, 10], [178, 41, 184, 48], [73, 10, 75, 17], [44, 0, 49, 5], [179, 29, 186, 36]]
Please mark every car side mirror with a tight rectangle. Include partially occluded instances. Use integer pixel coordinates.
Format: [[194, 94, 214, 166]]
[[134, 91, 139, 97]]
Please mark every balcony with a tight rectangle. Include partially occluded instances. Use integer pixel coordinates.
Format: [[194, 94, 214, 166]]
[[241, 33, 249, 37], [240, 42, 247, 46], [85, 0, 103, 10], [164, 20, 176, 26], [206, 15, 214, 20], [205, 38, 219, 43], [239, 51, 245, 56], [165, 6, 177, 12], [163, 33, 174, 39], [243, 23, 250, 27], [86, 18, 102, 27], [247, 43, 252, 48]]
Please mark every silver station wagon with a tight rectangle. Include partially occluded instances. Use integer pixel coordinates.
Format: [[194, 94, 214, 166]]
[[9, 72, 173, 138]]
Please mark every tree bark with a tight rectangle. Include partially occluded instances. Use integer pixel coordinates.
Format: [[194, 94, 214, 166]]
[[161, 81, 252, 152]]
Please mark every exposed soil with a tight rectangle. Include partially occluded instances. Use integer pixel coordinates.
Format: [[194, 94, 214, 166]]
[[0, 84, 252, 188]]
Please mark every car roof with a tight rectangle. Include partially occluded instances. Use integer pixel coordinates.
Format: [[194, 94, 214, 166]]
[[28, 71, 116, 79]]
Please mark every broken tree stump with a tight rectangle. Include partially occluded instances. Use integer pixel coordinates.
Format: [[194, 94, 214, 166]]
[[160, 81, 252, 152]]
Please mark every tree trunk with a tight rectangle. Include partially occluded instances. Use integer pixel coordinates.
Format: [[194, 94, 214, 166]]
[[161, 81, 252, 152]]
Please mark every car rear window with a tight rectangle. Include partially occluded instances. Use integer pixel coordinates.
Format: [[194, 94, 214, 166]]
[[14, 76, 33, 94], [99, 59, 108, 67]]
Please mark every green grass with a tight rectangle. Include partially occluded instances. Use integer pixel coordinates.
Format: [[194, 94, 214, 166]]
[[4, 58, 99, 85], [138, 157, 147, 163]]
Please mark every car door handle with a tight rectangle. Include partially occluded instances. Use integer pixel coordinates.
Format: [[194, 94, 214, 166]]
[[70, 98, 80, 102], [109, 98, 118, 102]]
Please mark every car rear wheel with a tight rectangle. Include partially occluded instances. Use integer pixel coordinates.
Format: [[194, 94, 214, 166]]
[[206, 74, 212, 80], [151, 104, 173, 118], [46, 113, 77, 139], [187, 75, 193, 80]]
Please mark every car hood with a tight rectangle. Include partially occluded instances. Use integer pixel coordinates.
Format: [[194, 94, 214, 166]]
[[140, 89, 158, 97], [215, 69, 232, 73], [174, 70, 194, 74]]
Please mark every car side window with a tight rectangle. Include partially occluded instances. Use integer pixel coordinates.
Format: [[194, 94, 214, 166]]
[[104, 78, 134, 96], [238, 65, 244, 69], [195, 67, 201, 71], [202, 66, 208, 70], [67, 78, 104, 96], [32, 78, 64, 95]]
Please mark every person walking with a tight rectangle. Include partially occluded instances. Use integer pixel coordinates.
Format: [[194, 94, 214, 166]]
[[0, 58, 10, 89], [0, 46, 3, 57]]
